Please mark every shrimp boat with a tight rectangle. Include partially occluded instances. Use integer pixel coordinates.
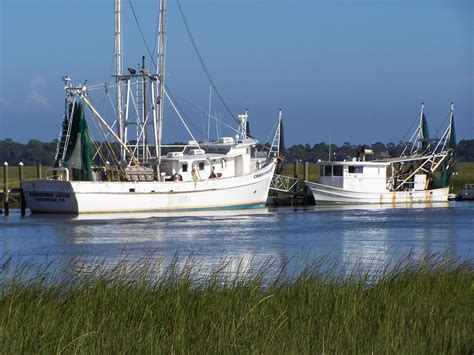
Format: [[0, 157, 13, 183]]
[[306, 103, 456, 204], [22, 0, 275, 214]]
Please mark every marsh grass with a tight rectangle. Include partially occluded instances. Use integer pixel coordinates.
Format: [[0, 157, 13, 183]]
[[0, 252, 472, 353]]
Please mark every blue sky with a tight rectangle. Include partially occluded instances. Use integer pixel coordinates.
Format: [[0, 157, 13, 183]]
[[0, 0, 472, 146]]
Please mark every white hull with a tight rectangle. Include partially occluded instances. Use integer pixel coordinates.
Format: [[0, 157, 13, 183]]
[[306, 181, 449, 204], [22, 163, 275, 214]]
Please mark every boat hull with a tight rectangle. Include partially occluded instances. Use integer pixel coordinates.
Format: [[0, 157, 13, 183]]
[[305, 181, 449, 204], [22, 163, 275, 214]]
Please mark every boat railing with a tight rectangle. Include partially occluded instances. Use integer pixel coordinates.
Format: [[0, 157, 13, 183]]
[[45, 167, 70, 181], [270, 175, 300, 193]]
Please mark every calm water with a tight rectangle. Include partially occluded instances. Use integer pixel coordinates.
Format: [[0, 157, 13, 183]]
[[1, 202, 473, 276]]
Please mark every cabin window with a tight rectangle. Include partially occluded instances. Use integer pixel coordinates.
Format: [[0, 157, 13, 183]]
[[182, 163, 188, 172], [324, 165, 332, 176], [349, 166, 363, 174], [333, 166, 343, 176], [199, 162, 205, 171]]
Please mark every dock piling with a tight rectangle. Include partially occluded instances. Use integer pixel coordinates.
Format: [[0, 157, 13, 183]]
[[304, 162, 308, 182], [19, 162, 26, 216], [293, 160, 299, 179], [3, 162, 9, 216], [37, 163, 42, 179]]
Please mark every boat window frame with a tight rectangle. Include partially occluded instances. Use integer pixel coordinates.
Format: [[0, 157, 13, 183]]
[[324, 165, 332, 176], [348, 166, 363, 174], [333, 165, 343, 177]]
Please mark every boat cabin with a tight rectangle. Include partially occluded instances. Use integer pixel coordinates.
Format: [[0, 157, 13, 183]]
[[159, 137, 258, 182], [318, 161, 390, 192]]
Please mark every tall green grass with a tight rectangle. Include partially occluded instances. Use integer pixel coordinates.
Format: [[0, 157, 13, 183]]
[[1, 253, 472, 353]]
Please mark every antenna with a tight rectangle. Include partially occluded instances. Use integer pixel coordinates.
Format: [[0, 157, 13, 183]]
[[328, 131, 331, 162], [207, 85, 212, 142], [114, 0, 124, 162]]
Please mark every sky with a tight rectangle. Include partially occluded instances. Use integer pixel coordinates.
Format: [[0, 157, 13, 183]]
[[0, 0, 472, 146]]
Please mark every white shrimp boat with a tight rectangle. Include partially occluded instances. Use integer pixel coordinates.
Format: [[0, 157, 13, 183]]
[[22, 0, 275, 214], [306, 103, 456, 204]]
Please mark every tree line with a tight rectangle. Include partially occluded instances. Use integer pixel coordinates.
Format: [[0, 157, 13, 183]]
[[281, 139, 474, 163], [1, 138, 473, 165]]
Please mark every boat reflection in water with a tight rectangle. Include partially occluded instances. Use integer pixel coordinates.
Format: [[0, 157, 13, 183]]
[[3, 202, 470, 281]]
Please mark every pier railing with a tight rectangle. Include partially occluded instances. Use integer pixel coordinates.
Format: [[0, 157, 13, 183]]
[[1, 162, 46, 216]]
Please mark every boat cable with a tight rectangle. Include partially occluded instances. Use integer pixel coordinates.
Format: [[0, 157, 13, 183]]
[[435, 110, 452, 139], [164, 88, 218, 174], [84, 102, 123, 170], [128, 0, 157, 69], [175, 0, 240, 126], [399, 110, 421, 144], [165, 86, 207, 140], [170, 92, 240, 135], [128, 0, 231, 141]]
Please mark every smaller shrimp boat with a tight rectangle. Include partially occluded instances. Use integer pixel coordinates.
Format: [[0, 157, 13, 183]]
[[306, 103, 456, 204]]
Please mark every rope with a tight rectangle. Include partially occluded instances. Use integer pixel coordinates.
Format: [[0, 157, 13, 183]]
[[399, 109, 420, 143], [171, 90, 239, 135], [165, 85, 206, 139], [435, 110, 452, 139], [128, 0, 157, 69], [164, 88, 217, 175], [175, 0, 238, 125]]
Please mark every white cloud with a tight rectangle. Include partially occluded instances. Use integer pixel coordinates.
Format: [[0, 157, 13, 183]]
[[26, 91, 50, 108], [25, 76, 50, 108], [30, 76, 47, 89]]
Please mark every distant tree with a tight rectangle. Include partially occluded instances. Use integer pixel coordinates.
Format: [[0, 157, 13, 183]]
[[1, 139, 473, 166], [457, 139, 474, 162]]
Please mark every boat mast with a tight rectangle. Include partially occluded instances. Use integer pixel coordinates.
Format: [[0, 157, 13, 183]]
[[114, 0, 125, 162], [156, 0, 167, 168], [417, 102, 424, 151]]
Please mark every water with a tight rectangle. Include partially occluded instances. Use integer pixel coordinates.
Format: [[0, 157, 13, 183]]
[[1, 202, 473, 277]]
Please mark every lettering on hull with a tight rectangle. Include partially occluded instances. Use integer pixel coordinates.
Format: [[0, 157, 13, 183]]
[[29, 192, 71, 203]]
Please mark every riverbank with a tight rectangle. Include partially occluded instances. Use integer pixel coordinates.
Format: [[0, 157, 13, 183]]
[[1, 254, 472, 353]]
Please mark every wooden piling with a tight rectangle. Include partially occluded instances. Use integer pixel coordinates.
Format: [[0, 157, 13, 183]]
[[37, 163, 42, 179], [304, 162, 309, 182], [3, 162, 9, 216], [293, 160, 299, 179], [19, 162, 26, 216]]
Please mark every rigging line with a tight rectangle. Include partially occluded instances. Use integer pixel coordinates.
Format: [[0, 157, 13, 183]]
[[84, 102, 122, 169], [128, 0, 158, 70], [175, 0, 238, 125], [171, 91, 239, 134], [164, 88, 217, 174], [165, 84, 206, 139], [435, 111, 452, 137], [128, 0, 243, 139], [399, 110, 420, 143], [263, 117, 280, 146]]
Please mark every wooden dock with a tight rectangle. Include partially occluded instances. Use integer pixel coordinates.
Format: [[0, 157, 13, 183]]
[[268, 161, 315, 206], [0, 162, 43, 215]]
